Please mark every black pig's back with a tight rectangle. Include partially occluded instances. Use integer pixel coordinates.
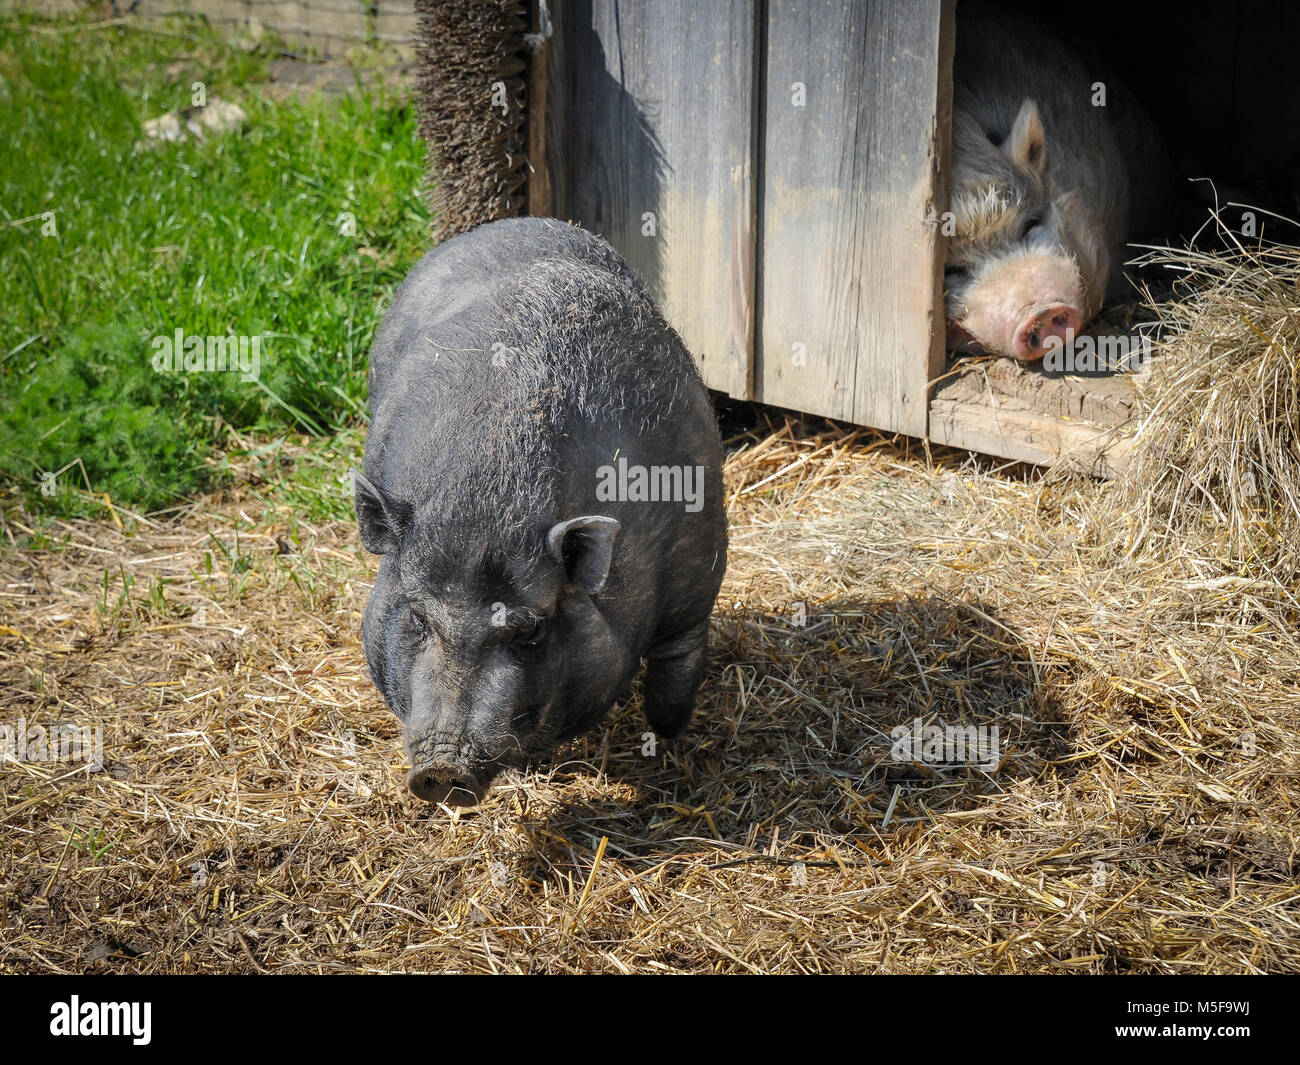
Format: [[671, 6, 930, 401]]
[[363, 217, 724, 584]]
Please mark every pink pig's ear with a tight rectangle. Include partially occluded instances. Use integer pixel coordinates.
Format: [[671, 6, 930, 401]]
[[1003, 98, 1046, 176]]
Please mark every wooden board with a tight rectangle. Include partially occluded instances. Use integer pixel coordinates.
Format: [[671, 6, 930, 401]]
[[757, 0, 953, 435], [546, 0, 756, 399], [928, 356, 1138, 476], [527, 0, 551, 217]]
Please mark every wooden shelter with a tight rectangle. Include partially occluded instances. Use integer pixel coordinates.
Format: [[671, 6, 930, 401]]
[[535, 0, 1145, 471]]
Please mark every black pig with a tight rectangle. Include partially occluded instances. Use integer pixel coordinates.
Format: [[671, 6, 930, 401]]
[[354, 217, 727, 806]]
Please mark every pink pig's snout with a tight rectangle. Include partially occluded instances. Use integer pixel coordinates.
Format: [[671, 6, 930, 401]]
[[954, 249, 1088, 363], [1012, 302, 1082, 362]]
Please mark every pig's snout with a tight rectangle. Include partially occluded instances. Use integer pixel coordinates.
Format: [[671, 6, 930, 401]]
[[952, 247, 1087, 362], [406, 763, 485, 806], [404, 733, 492, 805], [1012, 302, 1081, 362]]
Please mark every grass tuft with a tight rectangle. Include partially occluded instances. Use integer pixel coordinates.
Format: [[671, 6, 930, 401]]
[[0, 12, 429, 515]]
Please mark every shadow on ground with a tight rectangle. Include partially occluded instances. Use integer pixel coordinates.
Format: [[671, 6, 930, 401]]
[[517, 595, 1072, 884]]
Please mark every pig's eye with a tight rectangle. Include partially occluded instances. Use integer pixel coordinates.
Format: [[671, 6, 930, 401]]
[[408, 608, 430, 638], [513, 617, 548, 648], [1020, 213, 1044, 239]]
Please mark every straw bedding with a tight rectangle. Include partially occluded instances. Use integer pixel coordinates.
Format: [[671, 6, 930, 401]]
[[2, 241, 1298, 974]]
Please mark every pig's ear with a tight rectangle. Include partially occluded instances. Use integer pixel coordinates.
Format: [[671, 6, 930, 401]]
[[1003, 98, 1046, 176], [353, 469, 412, 555], [547, 515, 620, 594]]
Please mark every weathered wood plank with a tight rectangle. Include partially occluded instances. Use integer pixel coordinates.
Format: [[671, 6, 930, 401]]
[[527, 0, 551, 217], [758, 0, 952, 435], [929, 397, 1134, 476], [932, 356, 1138, 425], [546, 0, 756, 399], [929, 353, 1140, 474]]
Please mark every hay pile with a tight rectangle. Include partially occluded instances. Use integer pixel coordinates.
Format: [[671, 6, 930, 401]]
[[2, 244, 1299, 973], [1123, 233, 1300, 584]]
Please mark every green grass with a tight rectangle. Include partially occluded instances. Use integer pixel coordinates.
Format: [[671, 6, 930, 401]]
[[0, 13, 430, 516]]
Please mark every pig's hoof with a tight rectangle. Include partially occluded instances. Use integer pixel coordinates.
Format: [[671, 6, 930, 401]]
[[643, 695, 694, 738]]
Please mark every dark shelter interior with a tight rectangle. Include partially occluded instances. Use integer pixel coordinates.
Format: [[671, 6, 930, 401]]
[[999, 0, 1300, 241]]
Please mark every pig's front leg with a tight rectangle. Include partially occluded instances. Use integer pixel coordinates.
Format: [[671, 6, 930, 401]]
[[642, 618, 711, 737]]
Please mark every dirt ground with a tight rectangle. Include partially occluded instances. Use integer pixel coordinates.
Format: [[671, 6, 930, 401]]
[[2, 418, 1297, 974]]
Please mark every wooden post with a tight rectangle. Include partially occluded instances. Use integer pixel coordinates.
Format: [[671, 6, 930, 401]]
[[527, 0, 552, 218]]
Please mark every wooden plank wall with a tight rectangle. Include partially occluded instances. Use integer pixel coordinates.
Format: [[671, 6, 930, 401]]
[[758, 0, 952, 435], [548, 0, 950, 437], [546, 0, 756, 400]]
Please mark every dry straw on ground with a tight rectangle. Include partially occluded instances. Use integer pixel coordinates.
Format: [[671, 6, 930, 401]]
[[2, 240, 1299, 974]]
